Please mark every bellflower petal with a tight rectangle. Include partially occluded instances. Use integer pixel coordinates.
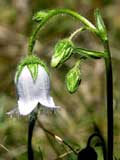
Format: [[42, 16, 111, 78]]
[[16, 65, 59, 115], [18, 99, 38, 116]]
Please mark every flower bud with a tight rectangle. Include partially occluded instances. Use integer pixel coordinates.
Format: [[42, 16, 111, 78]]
[[32, 11, 48, 22], [78, 146, 98, 160], [65, 60, 81, 94], [95, 9, 107, 41], [13, 55, 59, 116], [51, 39, 74, 67]]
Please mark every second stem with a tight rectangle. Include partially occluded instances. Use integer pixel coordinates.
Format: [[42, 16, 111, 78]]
[[104, 40, 113, 160]]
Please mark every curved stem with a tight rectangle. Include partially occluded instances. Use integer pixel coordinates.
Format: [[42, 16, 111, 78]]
[[103, 40, 113, 160], [28, 110, 38, 160], [87, 133, 106, 160], [74, 47, 105, 59], [28, 9, 98, 55], [69, 27, 86, 40]]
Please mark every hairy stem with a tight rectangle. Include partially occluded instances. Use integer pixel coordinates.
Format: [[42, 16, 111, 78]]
[[28, 111, 38, 160], [103, 40, 113, 160], [28, 9, 98, 55]]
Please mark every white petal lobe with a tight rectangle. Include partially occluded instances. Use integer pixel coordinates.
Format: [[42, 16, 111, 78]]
[[18, 99, 38, 115], [16, 65, 59, 115]]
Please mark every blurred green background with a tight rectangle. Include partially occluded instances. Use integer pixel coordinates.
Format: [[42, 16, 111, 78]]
[[0, 0, 120, 159]]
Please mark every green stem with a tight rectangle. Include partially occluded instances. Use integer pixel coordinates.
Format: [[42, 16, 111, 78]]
[[74, 47, 105, 59], [103, 40, 113, 160], [28, 9, 98, 55], [28, 110, 38, 160]]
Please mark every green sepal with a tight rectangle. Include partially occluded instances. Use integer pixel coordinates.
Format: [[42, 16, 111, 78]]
[[95, 9, 107, 41], [32, 10, 48, 22], [15, 55, 49, 82], [65, 60, 81, 94], [27, 64, 38, 81], [51, 39, 74, 68]]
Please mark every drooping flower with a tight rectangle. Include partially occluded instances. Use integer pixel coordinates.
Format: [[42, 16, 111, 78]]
[[13, 55, 59, 116]]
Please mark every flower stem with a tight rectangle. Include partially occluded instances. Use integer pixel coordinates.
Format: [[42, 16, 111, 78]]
[[28, 9, 98, 55], [69, 27, 85, 40], [103, 40, 113, 160], [87, 133, 106, 160], [28, 111, 38, 160]]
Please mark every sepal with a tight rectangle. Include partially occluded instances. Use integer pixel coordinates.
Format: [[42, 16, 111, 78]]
[[15, 55, 48, 82]]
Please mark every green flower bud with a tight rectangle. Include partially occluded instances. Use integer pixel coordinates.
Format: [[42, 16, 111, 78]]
[[51, 39, 74, 67], [95, 9, 107, 41], [65, 60, 81, 94], [32, 11, 48, 22], [15, 55, 48, 82]]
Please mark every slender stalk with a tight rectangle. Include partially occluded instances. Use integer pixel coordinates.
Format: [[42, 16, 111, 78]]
[[103, 40, 113, 160], [69, 27, 85, 40], [38, 120, 78, 155], [28, 9, 98, 55], [28, 111, 38, 160], [87, 133, 106, 160]]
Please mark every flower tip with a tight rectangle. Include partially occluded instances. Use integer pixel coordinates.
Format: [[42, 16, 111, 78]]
[[18, 100, 38, 116], [51, 58, 59, 68], [51, 53, 63, 67]]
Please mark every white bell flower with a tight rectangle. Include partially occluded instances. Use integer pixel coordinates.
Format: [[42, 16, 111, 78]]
[[10, 55, 59, 116]]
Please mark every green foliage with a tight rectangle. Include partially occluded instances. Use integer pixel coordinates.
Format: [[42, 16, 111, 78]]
[[66, 152, 77, 160]]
